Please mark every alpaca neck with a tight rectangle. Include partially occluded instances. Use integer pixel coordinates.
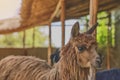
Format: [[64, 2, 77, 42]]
[[88, 66, 96, 80], [55, 43, 96, 80], [57, 58, 95, 80]]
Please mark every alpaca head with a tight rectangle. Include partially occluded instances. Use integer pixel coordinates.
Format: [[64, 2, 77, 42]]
[[63, 22, 102, 68]]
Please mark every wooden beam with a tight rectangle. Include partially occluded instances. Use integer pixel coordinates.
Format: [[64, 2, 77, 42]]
[[32, 27, 35, 48], [23, 30, 26, 48], [0, 21, 49, 34], [85, 17, 89, 31], [67, 2, 89, 15], [66, 1, 117, 19], [107, 12, 111, 70], [49, 0, 61, 22], [89, 0, 98, 27], [48, 23, 52, 65], [89, 0, 98, 38], [89, 0, 98, 80], [67, 0, 116, 15], [23, 30, 28, 56], [61, 0, 66, 47]]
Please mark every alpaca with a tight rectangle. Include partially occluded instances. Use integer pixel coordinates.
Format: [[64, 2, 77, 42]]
[[0, 22, 101, 80], [50, 48, 60, 65], [96, 68, 120, 80]]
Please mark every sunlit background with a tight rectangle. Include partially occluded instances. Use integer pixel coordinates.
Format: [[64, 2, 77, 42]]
[[0, 0, 21, 20], [0, 0, 85, 48]]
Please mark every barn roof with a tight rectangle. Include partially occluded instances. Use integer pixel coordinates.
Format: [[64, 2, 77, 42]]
[[0, 0, 120, 34]]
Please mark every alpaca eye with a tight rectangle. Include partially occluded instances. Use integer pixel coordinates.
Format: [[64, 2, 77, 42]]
[[78, 46, 86, 52]]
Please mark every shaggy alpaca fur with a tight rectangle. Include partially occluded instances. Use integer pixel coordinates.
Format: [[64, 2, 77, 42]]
[[0, 56, 62, 80], [0, 22, 100, 80], [0, 49, 94, 80]]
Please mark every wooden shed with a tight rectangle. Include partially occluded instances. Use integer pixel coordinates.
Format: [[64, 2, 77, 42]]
[[0, 0, 120, 65]]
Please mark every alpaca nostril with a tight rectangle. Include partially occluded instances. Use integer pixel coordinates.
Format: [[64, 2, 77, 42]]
[[96, 57, 102, 64], [96, 60, 101, 64], [96, 56, 100, 60], [98, 53, 104, 61]]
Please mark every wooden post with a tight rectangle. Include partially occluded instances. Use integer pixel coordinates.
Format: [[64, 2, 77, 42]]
[[48, 23, 52, 65], [60, 0, 66, 47], [32, 27, 35, 48], [89, 0, 98, 38], [85, 17, 89, 31], [89, 0, 98, 80], [49, 0, 61, 22], [107, 12, 111, 70], [48, 0, 61, 65], [23, 30, 26, 48], [23, 30, 27, 56]]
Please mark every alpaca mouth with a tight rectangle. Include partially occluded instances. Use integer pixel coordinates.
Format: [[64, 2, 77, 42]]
[[95, 59, 102, 68], [95, 62, 102, 68], [91, 60, 102, 68]]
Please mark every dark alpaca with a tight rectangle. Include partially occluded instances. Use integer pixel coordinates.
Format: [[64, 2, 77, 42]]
[[0, 22, 101, 80], [96, 68, 120, 80], [50, 48, 60, 65]]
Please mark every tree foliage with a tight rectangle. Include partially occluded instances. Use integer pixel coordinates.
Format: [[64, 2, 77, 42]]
[[97, 12, 114, 48], [0, 27, 48, 48], [0, 12, 115, 48], [97, 12, 108, 47]]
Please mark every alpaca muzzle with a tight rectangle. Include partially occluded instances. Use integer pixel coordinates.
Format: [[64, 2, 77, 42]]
[[95, 54, 103, 68]]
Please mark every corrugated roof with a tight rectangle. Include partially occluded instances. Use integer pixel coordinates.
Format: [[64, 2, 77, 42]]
[[0, 0, 120, 34]]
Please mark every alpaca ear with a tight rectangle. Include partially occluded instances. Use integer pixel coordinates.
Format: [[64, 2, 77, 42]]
[[71, 22, 80, 38], [86, 23, 98, 34]]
